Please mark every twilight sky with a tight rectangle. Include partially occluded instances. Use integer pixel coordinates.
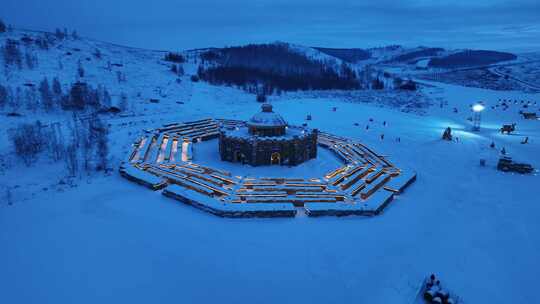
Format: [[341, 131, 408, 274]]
[[3, 0, 540, 52]]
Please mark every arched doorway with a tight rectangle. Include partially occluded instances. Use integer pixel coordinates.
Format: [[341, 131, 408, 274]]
[[234, 151, 244, 163], [271, 152, 281, 165]]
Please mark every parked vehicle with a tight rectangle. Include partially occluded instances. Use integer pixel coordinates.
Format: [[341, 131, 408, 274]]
[[497, 156, 534, 174]]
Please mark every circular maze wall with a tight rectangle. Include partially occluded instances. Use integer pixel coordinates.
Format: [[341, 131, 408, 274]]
[[120, 118, 416, 218]]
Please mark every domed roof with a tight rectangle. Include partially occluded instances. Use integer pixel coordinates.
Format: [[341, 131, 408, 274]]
[[248, 103, 287, 128]]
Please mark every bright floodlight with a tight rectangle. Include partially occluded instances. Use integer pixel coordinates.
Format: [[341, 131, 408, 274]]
[[472, 104, 485, 112]]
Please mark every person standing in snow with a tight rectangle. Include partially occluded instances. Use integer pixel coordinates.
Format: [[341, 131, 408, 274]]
[[442, 127, 452, 141]]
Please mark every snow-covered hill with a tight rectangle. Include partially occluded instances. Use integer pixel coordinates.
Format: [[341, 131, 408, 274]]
[[1, 27, 540, 304]]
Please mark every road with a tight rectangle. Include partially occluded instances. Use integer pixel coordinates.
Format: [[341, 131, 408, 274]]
[[489, 66, 540, 91]]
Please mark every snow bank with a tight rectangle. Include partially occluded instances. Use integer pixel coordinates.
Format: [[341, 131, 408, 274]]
[[119, 163, 167, 190], [384, 170, 417, 193], [305, 188, 396, 217]]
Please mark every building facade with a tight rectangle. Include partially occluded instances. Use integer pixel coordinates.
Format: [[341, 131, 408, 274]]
[[219, 103, 318, 166]]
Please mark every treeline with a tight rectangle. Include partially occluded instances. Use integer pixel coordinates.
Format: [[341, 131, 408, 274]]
[[0, 18, 8, 33], [0, 79, 116, 113], [429, 50, 517, 68], [164, 52, 186, 63], [197, 43, 361, 92], [1, 26, 82, 72], [392, 48, 444, 63], [314, 47, 371, 63], [8, 115, 109, 175]]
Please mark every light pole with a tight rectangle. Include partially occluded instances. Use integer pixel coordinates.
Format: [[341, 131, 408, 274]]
[[472, 103, 485, 131]]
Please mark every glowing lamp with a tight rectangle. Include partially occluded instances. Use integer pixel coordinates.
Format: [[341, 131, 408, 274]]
[[472, 104, 485, 112]]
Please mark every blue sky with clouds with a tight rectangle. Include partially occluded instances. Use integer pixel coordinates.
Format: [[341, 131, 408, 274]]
[[3, 0, 540, 51]]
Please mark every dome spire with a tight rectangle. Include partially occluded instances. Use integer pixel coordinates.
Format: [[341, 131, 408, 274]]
[[261, 103, 273, 113], [247, 103, 287, 136]]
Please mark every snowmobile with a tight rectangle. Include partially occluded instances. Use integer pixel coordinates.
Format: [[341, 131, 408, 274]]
[[497, 156, 534, 174], [412, 275, 461, 304], [500, 123, 516, 134]]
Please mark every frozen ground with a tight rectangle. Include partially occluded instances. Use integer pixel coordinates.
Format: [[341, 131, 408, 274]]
[[1, 31, 540, 304]]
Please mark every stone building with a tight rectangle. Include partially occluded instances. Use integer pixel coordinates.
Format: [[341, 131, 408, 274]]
[[219, 103, 318, 166]]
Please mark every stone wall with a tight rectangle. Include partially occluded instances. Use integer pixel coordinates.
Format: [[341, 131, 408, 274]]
[[219, 128, 318, 166]]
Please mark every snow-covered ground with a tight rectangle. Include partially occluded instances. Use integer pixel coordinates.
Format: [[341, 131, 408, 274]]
[[1, 29, 540, 303]]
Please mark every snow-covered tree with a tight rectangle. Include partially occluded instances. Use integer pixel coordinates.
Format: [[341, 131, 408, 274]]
[[89, 116, 109, 171], [35, 36, 49, 50], [93, 48, 102, 59], [119, 92, 128, 111], [116, 71, 126, 83], [39, 78, 53, 112], [47, 122, 64, 162], [2, 39, 22, 68], [55, 28, 65, 40], [25, 51, 37, 69], [77, 60, 85, 78], [64, 143, 78, 177], [52, 77, 62, 96], [0, 84, 8, 109], [11, 87, 22, 112], [8, 121, 47, 166], [0, 19, 6, 33], [98, 85, 111, 109], [24, 87, 38, 112], [6, 188, 13, 205]]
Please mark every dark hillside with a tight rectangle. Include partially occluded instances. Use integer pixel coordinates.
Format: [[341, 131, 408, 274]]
[[392, 48, 444, 63], [313, 47, 371, 63], [197, 44, 360, 93], [428, 50, 516, 68]]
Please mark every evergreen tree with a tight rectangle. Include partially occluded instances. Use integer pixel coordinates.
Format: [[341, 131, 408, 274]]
[[0, 84, 7, 109], [52, 77, 62, 108], [52, 77, 62, 96], [12, 87, 22, 111], [55, 28, 64, 40], [2, 39, 23, 68], [119, 92, 128, 111], [89, 116, 109, 171], [39, 78, 53, 111], [65, 82, 88, 110], [77, 60, 85, 78], [0, 19, 6, 33], [24, 87, 38, 112], [25, 51, 37, 69], [99, 86, 112, 108]]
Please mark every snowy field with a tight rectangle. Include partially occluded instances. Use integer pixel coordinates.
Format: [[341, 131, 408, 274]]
[[1, 31, 540, 303]]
